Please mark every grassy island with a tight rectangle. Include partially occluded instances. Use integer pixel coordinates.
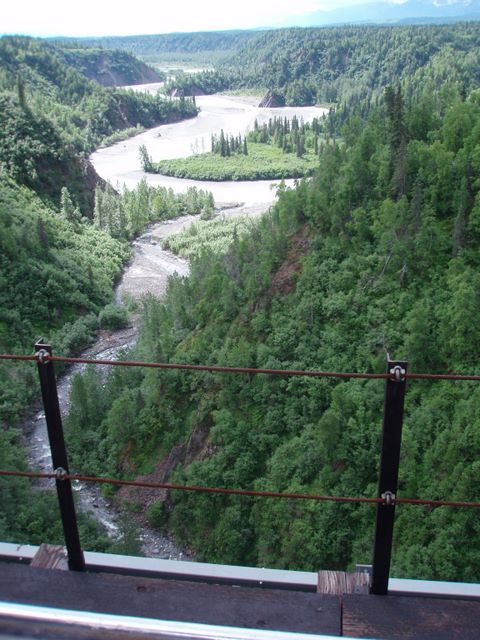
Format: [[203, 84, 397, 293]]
[[144, 116, 326, 181], [152, 143, 319, 181]]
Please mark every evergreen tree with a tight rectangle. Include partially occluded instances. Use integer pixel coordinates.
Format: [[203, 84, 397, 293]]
[[139, 144, 154, 172], [60, 186, 81, 225]]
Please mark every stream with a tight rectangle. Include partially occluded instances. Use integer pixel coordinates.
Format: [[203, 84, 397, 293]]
[[25, 206, 264, 559], [26, 216, 194, 559], [25, 93, 326, 559]]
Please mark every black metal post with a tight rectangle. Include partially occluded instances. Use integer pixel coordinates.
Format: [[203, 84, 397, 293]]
[[34, 339, 86, 571], [370, 359, 408, 595]]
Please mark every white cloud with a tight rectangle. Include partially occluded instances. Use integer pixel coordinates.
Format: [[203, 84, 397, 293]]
[[433, 0, 471, 6]]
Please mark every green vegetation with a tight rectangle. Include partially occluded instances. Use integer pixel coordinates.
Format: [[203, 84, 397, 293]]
[[0, 92, 96, 214], [150, 116, 326, 181], [0, 176, 130, 548], [93, 181, 215, 239], [0, 177, 129, 421], [99, 303, 129, 330], [70, 31, 260, 67], [57, 44, 164, 86], [0, 449, 114, 552], [69, 24, 480, 111], [66, 84, 480, 581], [96, 23, 480, 108], [153, 143, 319, 181], [0, 36, 197, 211], [162, 215, 255, 259], [247, 114, 331, 155], [163, 70, 230, 96], [210, 130, 248, 157], [221, 23, 480, 105], [101, 124, 145, 147]]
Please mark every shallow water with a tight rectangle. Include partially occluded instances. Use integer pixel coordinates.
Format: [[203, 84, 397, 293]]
[[24, 205, 264, 559], [90, 92, 327, 204], [25, 92, 320, 558]]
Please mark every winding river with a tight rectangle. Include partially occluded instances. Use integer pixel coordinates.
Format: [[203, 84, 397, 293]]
[[91, 91, 327, 206], [26, 92, 327, 559]]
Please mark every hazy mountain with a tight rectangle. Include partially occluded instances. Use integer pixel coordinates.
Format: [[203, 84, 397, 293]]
[[291, 0, 480, 27]]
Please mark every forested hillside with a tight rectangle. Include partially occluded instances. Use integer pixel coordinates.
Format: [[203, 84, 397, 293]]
[[0, 36, 199, 548], [0, 36, 197, 211], [67, 83, 480, 581], [0, 174, 131, 547], [88, 23, 480, 109], [57, 44, 164, 87], [221, 22, 480, 105], [74, 31, 260, 66]]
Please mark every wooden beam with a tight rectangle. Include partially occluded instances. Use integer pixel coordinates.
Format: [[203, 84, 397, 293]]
[[317, 571, 370, 595], [30, 544, 68, 570], [0, 562, 341, 636], [343, 593, 480, 639]]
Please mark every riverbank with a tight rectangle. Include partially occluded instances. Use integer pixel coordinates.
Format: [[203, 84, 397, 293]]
[[25, 91, 308, 558], [24, 204, 267, 560], [24, 216, 196, 559], [90, 92, 327, 204]]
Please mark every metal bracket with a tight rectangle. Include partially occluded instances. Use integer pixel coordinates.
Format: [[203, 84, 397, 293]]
[[390, 365, 406, 382], [381, 491, 396, 506], [35, 349, 50, 365], [54, 467, 67, 481]]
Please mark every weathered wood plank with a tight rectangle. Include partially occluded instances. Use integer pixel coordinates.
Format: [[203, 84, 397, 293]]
[[30, 544, 68, 570], [343, 593, 480, 639], [0, 562, 341, 636], [317, 571, 370, 595]]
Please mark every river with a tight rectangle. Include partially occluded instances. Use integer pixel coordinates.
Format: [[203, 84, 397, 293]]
[[26, 216, 195, 559], [91, 91, 327, 206], [26, 93, 326, 559]]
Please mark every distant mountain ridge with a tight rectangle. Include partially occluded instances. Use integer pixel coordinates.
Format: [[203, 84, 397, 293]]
[[289, 0, 480, 27]]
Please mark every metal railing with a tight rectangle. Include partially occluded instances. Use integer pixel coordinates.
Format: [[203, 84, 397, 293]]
[[1, 340, 480, 594]]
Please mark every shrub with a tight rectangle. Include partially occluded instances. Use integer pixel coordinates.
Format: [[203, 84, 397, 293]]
[[98, 304, 129, 330]]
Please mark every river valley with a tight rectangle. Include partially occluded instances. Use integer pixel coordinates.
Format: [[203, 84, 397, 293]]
[[91, 91, 327, 205], [26, 93, 327, 559]]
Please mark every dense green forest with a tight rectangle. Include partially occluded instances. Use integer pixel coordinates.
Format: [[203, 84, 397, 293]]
[[82, 23, 480, 110], [70, 31, 260, 67], [93, 180, 215, 239], [221, 23, 480, 105], [0, 35, 197, 211], [0, 176, 129, 548], [66, 82, 480, 581], [0, 35, 201, 549], [161, 22, 480, 105], [154, 22, 480, 107], [163, 70, 230, 97]]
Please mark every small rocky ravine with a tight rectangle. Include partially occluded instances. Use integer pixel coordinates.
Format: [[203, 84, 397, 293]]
[[24, 205, 264, 560]]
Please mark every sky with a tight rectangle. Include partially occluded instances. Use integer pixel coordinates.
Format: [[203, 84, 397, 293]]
[[1, 0, 375, 37]]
